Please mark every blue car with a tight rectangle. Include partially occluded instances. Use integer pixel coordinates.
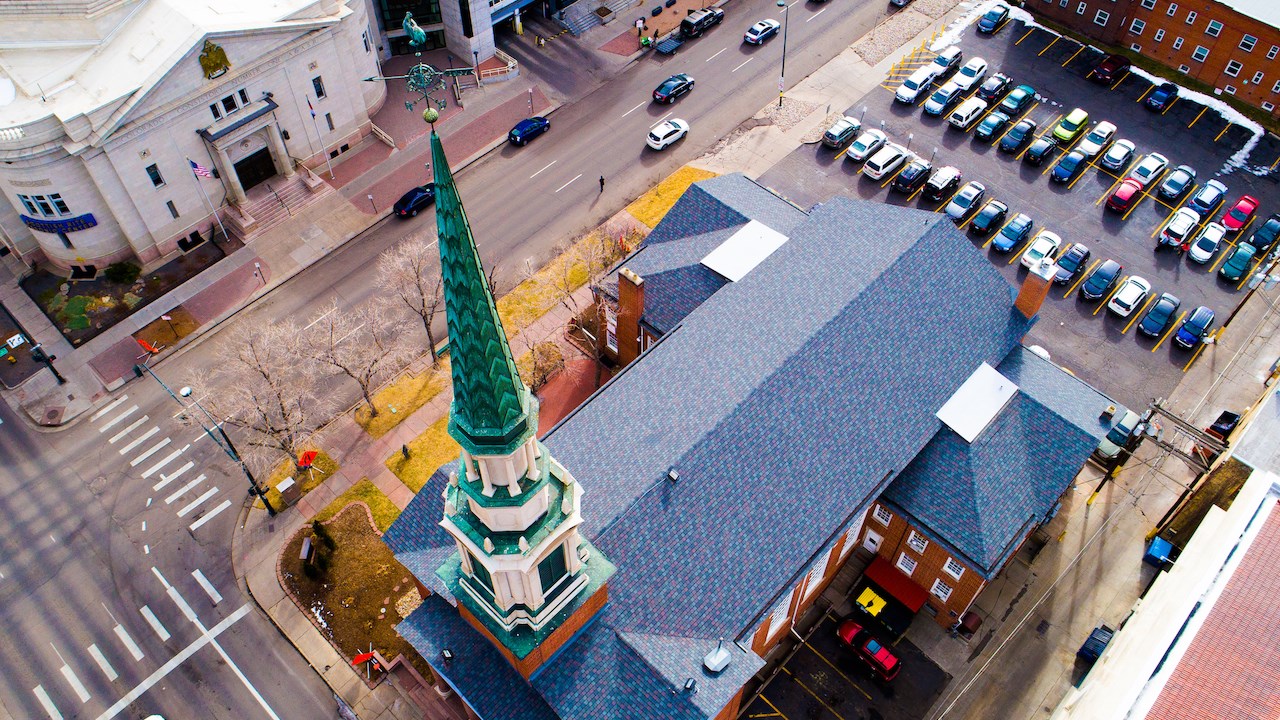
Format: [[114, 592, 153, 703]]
[[1185, 179, 1228, 217], [977, 3, 1009, 33], [1174, 305, 1214, 349], [992, 213, 1033, 252], [1051, 150, 1088, 184], [1138, 292, 1180, 337], [1145, 82, 1178, 111], [1053, 243, 1090, 284], [508, 116, 550, 146]]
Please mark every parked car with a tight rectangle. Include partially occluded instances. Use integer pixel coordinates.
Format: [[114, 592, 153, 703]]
[[1158, 208, 1201, 249], [931, 45, 964, 76], [895, 65, 940, 104], [1247, 213, 1280, 253], [743, 18, 781, 44], [953, 57, 989, 91], [923, 81, 965, 116], [1219, 243, 1257, 281], [970, 199, 1008, 235], [646, 118, 689, 150], [1173, 305, 1215, 348], [679, 7, 723, 37], [1091, 53, 1131, 83], [977, 3, 1009, 32], [923, 166, 962, 201], [862, 143, 910, 180], [1127, 152, 1169, 188], [1157, 165, 1197, 201], [998, 84, 1036, 115], [1051, 150, 1088, 184], [945, 181, 986, 221], [845, 129, 888, 163], [1094, 408, 1142, 462], [993, 213, 1034, 252], [507, 116, 550, 146], [837, 619, 901, 682], [822, 116, 862, 148], [1076, 120, 1116, 158], [1138, 292, 1181, 337], [891, 157, 932, 194], [652, 73, 694, 103], [1145, 82, 1178, 111], [1107, 276, 1152, 317], [393, 184, 436, 218], [1024, 136, 1058, 166], [1106, 179, 1144, 213], [976, 73, 1012, 102], [1021, 230, 1062, 268], [1100, 139, 1136, 171], [1080, 259, 1122, 300], [999, 119, 1037, 152], [974, 111, 1010, 142], [1053, 242, 1091, 284], [1188, 223, 1227, 263], [1052, 108, 1090, 143], [1185, 179, 1228, 216], [1222, 194, 1260, 233]]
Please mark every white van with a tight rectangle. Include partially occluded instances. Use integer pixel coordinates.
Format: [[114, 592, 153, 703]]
[[948, 97, 989, 130], [895, 66, 939, 104]]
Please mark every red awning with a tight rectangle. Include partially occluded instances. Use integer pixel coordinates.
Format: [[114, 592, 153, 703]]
[[864, 556, 927, 612]]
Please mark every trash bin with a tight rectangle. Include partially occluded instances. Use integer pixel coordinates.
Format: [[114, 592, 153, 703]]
[[1144, 536, 1174, 568], [277, 475, 301, 506]]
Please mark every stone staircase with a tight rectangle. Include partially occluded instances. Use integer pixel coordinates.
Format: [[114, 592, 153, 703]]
[[225, 169, 334, 240], [558, 0, 641, 35]]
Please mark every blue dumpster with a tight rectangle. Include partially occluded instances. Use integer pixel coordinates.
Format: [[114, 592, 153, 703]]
[[1144, 536, 1174, 568]]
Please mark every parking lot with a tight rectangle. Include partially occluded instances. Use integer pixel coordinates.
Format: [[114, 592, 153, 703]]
[[760, 15, 1280, 412]]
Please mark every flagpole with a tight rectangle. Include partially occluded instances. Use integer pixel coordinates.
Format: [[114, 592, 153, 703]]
[[308, 95, 335, 180], [188, 158, 230, 242]]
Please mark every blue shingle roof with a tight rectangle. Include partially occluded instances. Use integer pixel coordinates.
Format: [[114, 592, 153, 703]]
[[383, 469, 455, 599]]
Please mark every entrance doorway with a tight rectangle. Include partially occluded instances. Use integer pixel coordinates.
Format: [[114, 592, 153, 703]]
[[69, 265, 97, 280], [233, 148, 276, 192]]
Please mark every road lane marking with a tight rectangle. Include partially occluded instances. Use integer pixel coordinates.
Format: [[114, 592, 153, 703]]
[[87, 644, 118, 682], [807, 7, 827, 21], [192, 569, 223, 605], [97, 404, 136, 432], [165, 474, 206, 504], [129, 437, 171, 467], [529, 160, 557, 178], [706, 48, 725, 61], [92, 396, 128, 422], [177, 487, 219, 517], [118, 426, 159, 454], [112, 625, 144, 661], [554, 174, 581, 193], [59, 664, 90, 703], [657, 110, 674, 124], [153, 461, 193, 491], [733, 58, 752, 72], [107, 416, 148, 444], [619, 102, 644, 119], [1153, 311, 1187, 351], [140, 445, 187, 480], [33, 685, 62, 719], [190, 500, 232, 531], [139, 605, 170, 641]]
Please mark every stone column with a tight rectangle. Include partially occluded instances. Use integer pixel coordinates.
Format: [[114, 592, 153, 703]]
[[266, 125, 295, 178], [211, 145, 246, 205]]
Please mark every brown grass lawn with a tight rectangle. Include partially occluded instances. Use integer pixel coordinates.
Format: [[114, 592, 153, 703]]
[[255, 451, 338, 511], [625, 166, 718, 228], [280, 506, 434, 684], [386, 416, 458, 493], [355, 360, 451, 440], [135, 306, 199, 349], [312, 478, 402, 532]]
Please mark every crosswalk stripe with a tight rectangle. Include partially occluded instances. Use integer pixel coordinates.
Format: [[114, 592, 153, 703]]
[[91, 395, 127, 422], [58, 664, 90, 703], [192, 569, 223, 605], [112, 624, 144, 661], [118, 426, 159, 454], [32, 685, 63, 719], [178, 487, 219, 518], [165, 474, 206, 504], [97, 405, 137, 432], [129, 437, 171, 467], [108, 416, 148, 444], [190, 500, 232, 532], [87, 644, 118, 682], [140, 446, 187, 479], [153, 461, 193, 491], [139, 605, 170, 642]]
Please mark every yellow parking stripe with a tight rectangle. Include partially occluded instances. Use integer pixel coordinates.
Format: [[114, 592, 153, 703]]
[[984, 217, 1014, 249], [1067, 157, 1101, 190], [1237, 255, 1264, 290], [881, 164, 909, 189], [1110, 71, 1129, 90], [1093, 275, 1128, 315], [1151, 203, 1181, 239], [1153, 310, 1186, 351], [1016, 27, 1036, 45], [1064, 259, 1100, 298], [1183, 342, 1207, 372], [1208, 239, 1237, 273], [753, 694, 788, 719], [1096, 169, 1129, 206], [1271, 154, 1280, 171], [1188, 106, 1209, 128], [1123, 294, 1158, 333], [1038, 36, 1059, 56], [1062, 46, 1085, 67], [802, 641, 873, 700], [1161, 97, 1179, 115], [781, 667, 852, 720], [835, 146, 849, 160], [1136, 85, 1155, 104], [1235, 215, 1257, 238], [1215, 123, 1233, 142]]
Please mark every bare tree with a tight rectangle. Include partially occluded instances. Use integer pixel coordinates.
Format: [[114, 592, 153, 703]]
[[303, 299, 411, 417], [378, 233, 445, 364]]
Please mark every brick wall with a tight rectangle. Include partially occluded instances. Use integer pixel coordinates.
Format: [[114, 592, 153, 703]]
[[458, 582, 609, 679]]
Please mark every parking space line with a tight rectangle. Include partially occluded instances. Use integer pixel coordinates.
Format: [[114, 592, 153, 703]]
[[1136, 85, 1155, 104], [1096, 169, 1129, 206], [140, 605, 171, 641], [87, 643, 119, 682], [1209, 240, 1236, 272], [801, 641, 873, 700], [1123, 295, 1158, 333], [1271, 154, 1280, 171], [1015, 27, 1036, 45], [754, 694, 789, 719], [880, 165, 908, 189], [1214, 123, 1233, 142], [781, 667, 852, 720], [1064, 259, 1101, 298], [1188, 106, 1209, 128], [1153, 311, 1187, 351], [1161, 97, 1179, 115], [1110, 71, 1130, 91], [1237, 255, 1265, 290], [1067, 159, 1100, 190], [1151, 204, 1180, 239], [1037, 36, 1059, 56], [32, 685, 62, 720], [994, 18, 1011, 32], [1062, 46, 1085, 67], [1093, 276, 1127, 315], [1183, 342, 1207, 371], [984, 218, 1014, 249], [1236, 216, 1257, 238], [1007, 246, 1025, 265]]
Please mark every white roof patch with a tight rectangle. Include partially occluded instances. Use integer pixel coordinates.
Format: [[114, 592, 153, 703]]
[[700, 219, 789, 282], [937, 362, 1018, 443]]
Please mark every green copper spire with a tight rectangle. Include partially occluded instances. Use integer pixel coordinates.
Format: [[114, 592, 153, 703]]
[[431, 130, 534, 457]]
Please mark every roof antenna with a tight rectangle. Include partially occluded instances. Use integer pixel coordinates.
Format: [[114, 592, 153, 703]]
[[36, 82, 47, 103]]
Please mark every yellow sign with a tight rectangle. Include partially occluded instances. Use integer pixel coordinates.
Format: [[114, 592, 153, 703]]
[[856, 587, 887, 616], [199, 40, 231, 80]]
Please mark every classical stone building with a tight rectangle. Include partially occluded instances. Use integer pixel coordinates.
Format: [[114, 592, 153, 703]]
[[0, 0, 386, 275]]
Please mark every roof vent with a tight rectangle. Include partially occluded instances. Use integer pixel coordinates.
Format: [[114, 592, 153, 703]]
[[1100, 404, 1117, 421], [684, 678, 698, 695], [703, 638, 732, 674], [666, 467, 679, 483]]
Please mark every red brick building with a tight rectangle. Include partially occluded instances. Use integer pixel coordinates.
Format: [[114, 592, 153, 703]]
[[1029, 0, 1280, 117]]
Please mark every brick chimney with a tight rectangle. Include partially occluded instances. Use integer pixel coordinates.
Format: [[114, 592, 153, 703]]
[[617, 267, 644, 366], [1015, 258, 1056, 320]]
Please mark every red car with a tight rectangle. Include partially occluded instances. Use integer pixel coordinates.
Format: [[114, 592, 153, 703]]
[[1222, 195, 1259, 233], [1106, 179, 1143, 213], [836, 619, 901, 681]]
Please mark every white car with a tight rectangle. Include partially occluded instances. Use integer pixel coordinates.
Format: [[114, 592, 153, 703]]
[[1188, 222, 1227, 263], [1020, 230, 1062, 268], [952, 57, 988, 91], [845, 129, 888, 163], [944, 181, 987, 222], [895, 65, 940, 104], [1100, 138, 1136, 171], [743, 19, 781, 45], [862, 143, 910, 180], [646, 119, 689, 150], [1076, 120, 1116, 158], [1106, 276, 1152, 316], [1158, 207, 1201, 247], [1127, 152, 1169, 188]]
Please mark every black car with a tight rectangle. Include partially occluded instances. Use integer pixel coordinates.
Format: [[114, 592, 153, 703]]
[[1051, 150, 1088, 184], [1157, 165, 1196, 201], [393, 184, 436, 218], [923, 166, 962, 201], [1053, 242, 1091, 284], [1138, 292, 1181, 337], [1247, 213, 1280, 253], [976, 73, 1012, 102], [999, 119, 1036, 152], [508, 116, 550, 146], [1145, 82, 1178, 111], [976, 3, 1009, 33], [1024, 136, 1057, 166], [891, 158, 932, 194], [1090, 53, 1131, 83], [1080, 259, 1122, 300], [653, 73, 694, 103], [970, 199, 1008, 235]]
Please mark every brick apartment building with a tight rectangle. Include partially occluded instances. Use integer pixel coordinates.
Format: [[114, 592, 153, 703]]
[[1029, 0, 1280, 117]]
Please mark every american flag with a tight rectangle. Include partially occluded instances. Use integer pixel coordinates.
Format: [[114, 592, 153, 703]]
[[306, 96, 316, 118], [189, 159, 213, 178]]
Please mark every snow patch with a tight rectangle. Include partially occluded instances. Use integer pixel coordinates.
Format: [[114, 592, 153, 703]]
[[930, 0, 993, 52]]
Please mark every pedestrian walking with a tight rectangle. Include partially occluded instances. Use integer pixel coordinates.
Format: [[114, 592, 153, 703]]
[[599, 175, 605, 193]]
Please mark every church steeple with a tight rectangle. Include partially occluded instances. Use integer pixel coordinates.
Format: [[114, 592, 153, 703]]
[[427, 128, 614, 679]]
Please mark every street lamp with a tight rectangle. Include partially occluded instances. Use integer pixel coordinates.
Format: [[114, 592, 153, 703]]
[[777, 0, 789, 108]]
